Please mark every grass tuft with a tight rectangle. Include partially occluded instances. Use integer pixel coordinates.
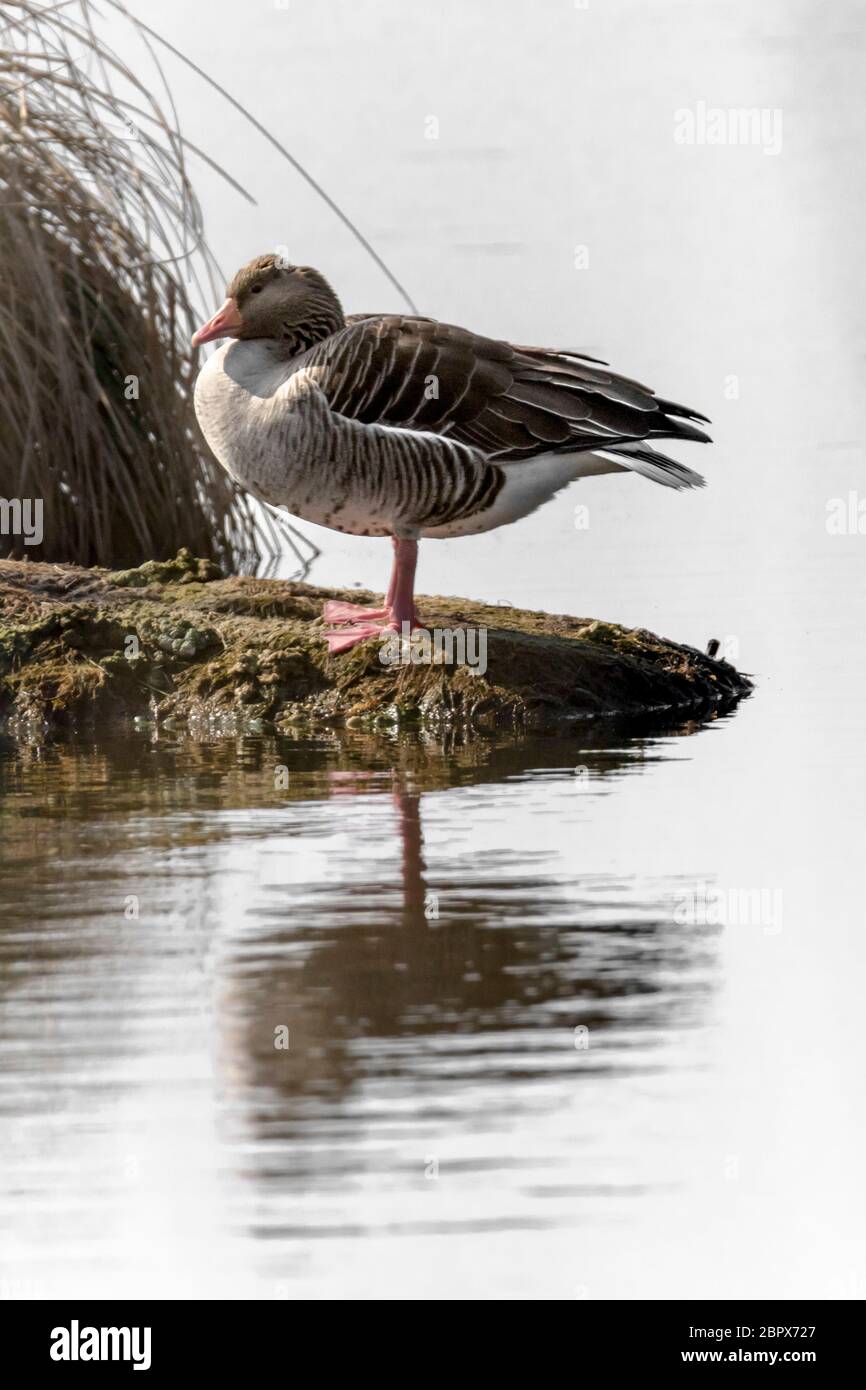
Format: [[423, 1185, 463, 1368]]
[[0, 0, 291, 570]]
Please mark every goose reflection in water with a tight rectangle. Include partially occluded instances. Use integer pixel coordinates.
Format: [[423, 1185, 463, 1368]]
[[203, 730, 718, 1218], [0, 723, 721, 1267]]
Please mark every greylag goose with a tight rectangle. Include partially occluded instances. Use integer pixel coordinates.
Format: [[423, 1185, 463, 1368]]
[[192, 256, 709, 653]]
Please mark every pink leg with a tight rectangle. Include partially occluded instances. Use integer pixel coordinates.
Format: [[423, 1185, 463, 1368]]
[[324, 621, 391, 654], [385, 538, 397, 608], [323, 538, 421, 653], [322, 537, 399, 626], [322, 599, 389, 624], [387, 538, 420, 631]]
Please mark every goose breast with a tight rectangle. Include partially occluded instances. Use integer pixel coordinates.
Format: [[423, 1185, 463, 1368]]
[[194, 339, 501, 538]]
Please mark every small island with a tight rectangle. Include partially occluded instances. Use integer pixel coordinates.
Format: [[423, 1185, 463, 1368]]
[[0, 551, 752, 735]]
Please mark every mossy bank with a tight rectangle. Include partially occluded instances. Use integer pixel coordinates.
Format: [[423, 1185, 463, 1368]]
[[0, 551, 752, 736]]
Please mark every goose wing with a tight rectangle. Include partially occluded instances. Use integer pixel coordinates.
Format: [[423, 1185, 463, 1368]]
[[301, 314, 710, 463]]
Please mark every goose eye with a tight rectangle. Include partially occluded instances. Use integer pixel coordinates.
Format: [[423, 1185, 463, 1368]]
[[250, 284, 264, 294]]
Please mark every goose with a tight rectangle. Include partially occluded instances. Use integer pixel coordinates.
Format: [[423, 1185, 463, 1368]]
[[192, 256, 710, 653]]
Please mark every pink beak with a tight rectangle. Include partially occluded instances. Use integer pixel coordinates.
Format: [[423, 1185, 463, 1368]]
[[192, 297, 244, 348]]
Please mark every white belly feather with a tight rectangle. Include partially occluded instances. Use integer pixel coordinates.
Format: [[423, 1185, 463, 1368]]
[[195, 342, 393, 536]]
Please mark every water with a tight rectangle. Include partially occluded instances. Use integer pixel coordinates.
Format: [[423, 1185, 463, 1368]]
[[2, 0, 865, 1299], [1, 723, 737, 1300], [1, 704, 862, 1300]]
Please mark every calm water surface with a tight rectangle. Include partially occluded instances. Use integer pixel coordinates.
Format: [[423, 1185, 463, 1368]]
[[0, 701, 862, 1299]]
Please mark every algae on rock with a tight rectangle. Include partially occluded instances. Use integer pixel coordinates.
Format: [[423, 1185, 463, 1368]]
[[0, 553, 752, 735]]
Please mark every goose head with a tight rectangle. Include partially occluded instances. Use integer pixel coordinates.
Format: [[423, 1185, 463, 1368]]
[[192, 255, 344, 353]]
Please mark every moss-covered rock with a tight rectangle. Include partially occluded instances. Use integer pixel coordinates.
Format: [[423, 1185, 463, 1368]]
[[0, 554, 752, 735], [110, 547, 222, 588]]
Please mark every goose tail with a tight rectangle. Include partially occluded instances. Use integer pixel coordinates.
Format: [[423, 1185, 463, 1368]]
[[601, 441, 707, 490]]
